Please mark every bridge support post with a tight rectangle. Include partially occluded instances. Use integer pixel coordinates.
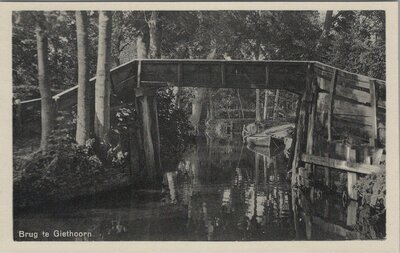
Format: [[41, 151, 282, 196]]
[[290, 63, 315, 187], [135, 88, 162, 184], [347, 172, 358, 200]]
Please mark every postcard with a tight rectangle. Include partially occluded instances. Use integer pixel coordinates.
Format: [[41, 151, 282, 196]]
[[0, 1, 398, 253]]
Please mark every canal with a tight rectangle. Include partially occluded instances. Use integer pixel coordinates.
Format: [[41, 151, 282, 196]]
[[14, 135, 383, 241]]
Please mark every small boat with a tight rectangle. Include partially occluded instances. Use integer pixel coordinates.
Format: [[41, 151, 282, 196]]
[[246, 135, 284, 147], [244, 123, 295, 147], [246, 143, 285, 157]]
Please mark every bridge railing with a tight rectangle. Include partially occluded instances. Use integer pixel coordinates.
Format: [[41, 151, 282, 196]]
[[293, 62, 385, 201]]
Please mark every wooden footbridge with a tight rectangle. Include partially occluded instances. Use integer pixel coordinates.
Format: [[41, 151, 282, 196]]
[[14, 59, 386, 198]]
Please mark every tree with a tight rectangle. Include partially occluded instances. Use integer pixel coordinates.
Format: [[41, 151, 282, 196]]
[[255, 89, 261, 122], [148, 11, 162, 58], [190, 39, 216, 133], [35, 12, 54, 152], [326, 11, 385, 79], [94, 11, 112, 139], [263, 90, 268, 120], [131, 11, 163, 180], [272, 90, 280, 120], [75, 11, 91, 145], [111, 11, 140, 66]]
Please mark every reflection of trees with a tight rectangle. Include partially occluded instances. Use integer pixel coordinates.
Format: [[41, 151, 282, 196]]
[[159, 136, 294, 240]]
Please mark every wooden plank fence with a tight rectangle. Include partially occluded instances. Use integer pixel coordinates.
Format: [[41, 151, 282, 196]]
[[293, 62, 385, 200]]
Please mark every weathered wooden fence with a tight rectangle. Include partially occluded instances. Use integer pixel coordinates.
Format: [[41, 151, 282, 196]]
[[292, 62, 385, 200]]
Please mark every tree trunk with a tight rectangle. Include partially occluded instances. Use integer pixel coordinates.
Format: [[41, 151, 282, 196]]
[[173, 87, 181, 108], [254, 41, 262, 122], [35, 12, 54, 152], [148, 11, 161, 59], [75, 11, 91, 145], [190, 88, 207, 134], [136, 30, 149, 59], [237, 89, 244, 118], [255, 89, 261, 122], [263, 89, 269, 120], [316, 11, 334, 51], [94, 11, 112, 140], [134, 11, 162, 183], [272, 90, 280, 120], [322, 11, 333, 38], [190, 40, 216, 133], [207, 93, 215, 121]]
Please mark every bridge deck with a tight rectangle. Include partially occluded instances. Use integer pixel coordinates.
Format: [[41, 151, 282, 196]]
[[111, 59, 309, 93]]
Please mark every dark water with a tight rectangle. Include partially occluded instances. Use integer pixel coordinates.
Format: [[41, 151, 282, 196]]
[[14, 136, 383, 241]]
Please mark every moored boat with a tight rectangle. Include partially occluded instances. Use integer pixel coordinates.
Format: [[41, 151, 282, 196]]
[[244, 123, 295, 147]]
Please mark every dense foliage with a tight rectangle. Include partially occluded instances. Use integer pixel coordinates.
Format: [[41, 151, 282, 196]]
[[13, 128, 130, 208], [13, 11, 99, 99], [319, 11, 385, 80], [350, 171, 386, 239], [13, 10, 385, 114], [354, 171, 386, 208], [157, 88, 193, 170]]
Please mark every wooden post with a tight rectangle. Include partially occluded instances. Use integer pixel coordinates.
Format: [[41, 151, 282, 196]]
[[306, 74, 317, 155], [265, 63, 270, 87], [263, 90, 268, 120], [346, 200, 358, 226], [290, 100, 307, 186], [177, 63, 183, 87], [255, 89, 261, 122], [346, 145, 358, 200], [263, 64, 269, 120], [255, 153, 260, 185], [305, 64, 317, 184], [137, 60, 142, 88], [221, 62, 226, 87], [347, 173, 358, 200], [290, 63, 314, 186], [292, 189, 301, 239], [323, 199, 329, 218], [135, 61, 162, 184], [153, 96, 162, 169], [304, 212, 313, 240], [272, 90, 280, 120], [263, 156, 268, 185], [324, 69, 338, 188], [369, 80, 378, 147], [372, 148, 383, 165], [327, 69, 338, 141]]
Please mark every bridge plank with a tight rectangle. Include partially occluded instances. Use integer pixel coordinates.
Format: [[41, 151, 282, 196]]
[[314, 62, 380, 86], [300, 154, 383, 174], [128, 60, 307, 91], [333, 100, 373, 117], [332, 117, 372, 142]]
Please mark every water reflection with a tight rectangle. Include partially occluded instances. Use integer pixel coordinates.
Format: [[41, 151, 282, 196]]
[[14, 135, 383, 241]]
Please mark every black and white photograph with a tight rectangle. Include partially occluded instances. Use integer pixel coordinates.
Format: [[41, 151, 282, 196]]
[[2, 2, 398, 248]]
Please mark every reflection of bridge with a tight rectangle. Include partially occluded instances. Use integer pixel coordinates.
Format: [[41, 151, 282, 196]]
[[14, 60, 386, 198]]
